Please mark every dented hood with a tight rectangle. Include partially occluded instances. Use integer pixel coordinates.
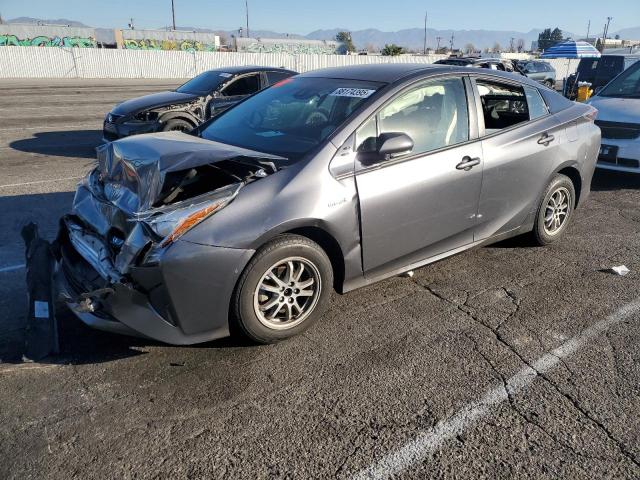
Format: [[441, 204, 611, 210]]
[[111, 91, 200, 116], [96, 131, 285, 214]]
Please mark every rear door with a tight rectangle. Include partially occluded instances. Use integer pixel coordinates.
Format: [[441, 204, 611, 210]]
[[355, 75, 484, 274], [471, 76, 564, 240]]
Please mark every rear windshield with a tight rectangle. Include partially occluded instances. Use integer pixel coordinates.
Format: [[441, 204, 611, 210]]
[[176, 71, 231, 95], [599, 60, 640, 98], [577, 58, 599, 78], [200, 77, 384, 161]]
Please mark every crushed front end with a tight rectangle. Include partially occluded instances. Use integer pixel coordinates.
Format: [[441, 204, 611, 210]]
[[55, 132, 282, 344]]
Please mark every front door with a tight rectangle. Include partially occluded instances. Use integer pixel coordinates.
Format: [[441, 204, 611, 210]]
[[355, 76, 483, 275]]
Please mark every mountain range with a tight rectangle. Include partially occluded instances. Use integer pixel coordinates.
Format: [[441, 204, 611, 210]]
[[6, 17, 640, 51]]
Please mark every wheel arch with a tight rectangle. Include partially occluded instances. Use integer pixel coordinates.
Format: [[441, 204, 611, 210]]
[[158, 111, 200, 128], [247, 220, 347, 293], [556, 165, 582, 207]]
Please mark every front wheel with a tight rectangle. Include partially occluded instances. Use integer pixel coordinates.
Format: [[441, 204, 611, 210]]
[[232, 235, 333, 344], [532, 174, 575, 245], [161, 118, 193, 133]]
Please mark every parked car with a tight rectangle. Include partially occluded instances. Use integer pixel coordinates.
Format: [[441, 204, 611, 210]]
[[587, 59, 640, 172], [56, 64, 600, 345], [102, 66, 296, 141], [565, 54, 640, 99], [517, 60, 556, 88], [434, 56, 524, 74]]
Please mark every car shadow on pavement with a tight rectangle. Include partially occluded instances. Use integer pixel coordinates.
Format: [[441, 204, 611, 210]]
[[2, 307, 255, 366], [591, 169, 640, 191], [9, 130, 103, 159]]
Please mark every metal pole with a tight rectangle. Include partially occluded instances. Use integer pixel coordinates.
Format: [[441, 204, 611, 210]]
[[245, 0, 250, 38], [602, 17, 612, 51], [171, 0, 176, 30], [423, 11, 428, 55], [586, 20, 590, 41]]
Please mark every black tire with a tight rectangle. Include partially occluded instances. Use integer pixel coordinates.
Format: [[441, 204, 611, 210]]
[[532, 174, 575, 246], [232, 234, 333, 344], [161, 118, 193, 133]]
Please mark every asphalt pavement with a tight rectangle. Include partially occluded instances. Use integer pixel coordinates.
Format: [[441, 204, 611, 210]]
[[1, 79, 640, 479]]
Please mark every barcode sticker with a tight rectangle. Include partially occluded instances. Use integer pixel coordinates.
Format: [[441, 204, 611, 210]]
[[329, 88, 376, 98]]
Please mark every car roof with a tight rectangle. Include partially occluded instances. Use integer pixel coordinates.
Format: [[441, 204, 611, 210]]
[[205, 65, 295, 75], [299, 63, 531, 85], [299, 63, 444, 83]]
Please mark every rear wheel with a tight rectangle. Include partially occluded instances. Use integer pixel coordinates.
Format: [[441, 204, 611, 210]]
[[232, 235, 333, 344], [532, 174, 575, 245], [161, 118, 193, 133]]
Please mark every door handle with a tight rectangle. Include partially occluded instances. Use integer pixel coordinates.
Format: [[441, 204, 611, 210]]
[[456, 156, 481, 171], [538, 133, 555, 146]]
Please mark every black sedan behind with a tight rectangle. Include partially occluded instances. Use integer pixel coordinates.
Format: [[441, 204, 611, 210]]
[[103, 66, 296, 141]]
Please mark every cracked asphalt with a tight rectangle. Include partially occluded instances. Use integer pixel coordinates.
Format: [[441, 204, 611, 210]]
[[1, 79, 640, 479]]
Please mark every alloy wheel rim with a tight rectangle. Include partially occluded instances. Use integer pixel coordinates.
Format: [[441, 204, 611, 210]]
[[543, 186, 570, 235], [253, 257, 322, 330]]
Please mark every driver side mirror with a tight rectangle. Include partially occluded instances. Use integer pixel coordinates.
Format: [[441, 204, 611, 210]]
[[377, 132, 414, 159], [358, 132, 414, 165]]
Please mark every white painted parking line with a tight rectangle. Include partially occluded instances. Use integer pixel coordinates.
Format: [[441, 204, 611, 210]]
[[0, 176, 82, 188], [353, 298, 640, 480], [0, 263, 25, 273]]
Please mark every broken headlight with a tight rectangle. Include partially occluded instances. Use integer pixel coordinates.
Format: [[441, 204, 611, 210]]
[[135, 183, 241, 248], [133, 111, 159, 122]]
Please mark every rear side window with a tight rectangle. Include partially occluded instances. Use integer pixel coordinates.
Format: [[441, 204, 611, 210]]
[[524, 86, 549, 120], [266, 71, 292, 86], [221, 74, 261, 96], [476, 80, 529, 133]]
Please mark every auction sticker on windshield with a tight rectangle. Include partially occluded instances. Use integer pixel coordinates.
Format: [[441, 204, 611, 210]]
[[330, 88, 376, 98]]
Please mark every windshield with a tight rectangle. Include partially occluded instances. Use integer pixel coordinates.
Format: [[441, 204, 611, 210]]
[[599, 60, 640, 98], [200, 77, 384, 160], [175, 71, 231, 95]]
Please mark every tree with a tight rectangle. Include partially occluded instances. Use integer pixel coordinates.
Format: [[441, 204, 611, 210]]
[[336, 31, 356, 53], [538, 27, 564, 51], [464, 43, 475, 55], [381, 44, 405, 56]]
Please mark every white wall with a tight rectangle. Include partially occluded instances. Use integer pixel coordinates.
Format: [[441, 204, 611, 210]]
[[0, 46, 576, 80]]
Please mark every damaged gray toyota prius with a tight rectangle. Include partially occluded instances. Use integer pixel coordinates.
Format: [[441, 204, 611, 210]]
[[55, 64, 600, 345]]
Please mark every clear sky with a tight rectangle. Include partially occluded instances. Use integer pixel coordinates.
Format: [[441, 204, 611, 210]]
[[1, 0, 638, 35]]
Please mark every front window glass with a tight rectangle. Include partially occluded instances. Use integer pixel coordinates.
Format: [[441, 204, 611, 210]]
[[176, 71, 228, 95], [377, 77, 469, 155], [201, 77, 383, 161], [221, 74, 261, 96], [599, 60, 640, 98]]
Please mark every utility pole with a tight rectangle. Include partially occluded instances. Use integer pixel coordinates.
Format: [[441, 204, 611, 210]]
[[509, 37, 515, 52], [436, 36, 442, 52], [245, 0, 250, 38], [171, 0, 176, 30], [603, 16, 612, 43], [449, 33, 455, 52], [586, 19, 591, 41], [423, 11, 428, 54]]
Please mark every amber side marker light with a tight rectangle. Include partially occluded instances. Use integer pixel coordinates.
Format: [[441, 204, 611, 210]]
[[161, 203, 223, 247]]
